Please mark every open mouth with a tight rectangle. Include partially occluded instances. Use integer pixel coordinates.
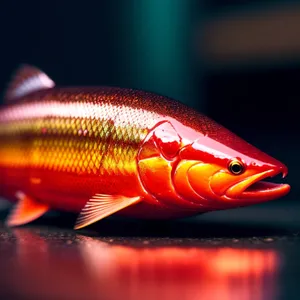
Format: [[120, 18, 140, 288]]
[[226, 169, 290, 201]]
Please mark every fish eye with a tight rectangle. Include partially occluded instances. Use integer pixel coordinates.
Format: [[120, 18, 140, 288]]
[[228, 160, 244, 175]]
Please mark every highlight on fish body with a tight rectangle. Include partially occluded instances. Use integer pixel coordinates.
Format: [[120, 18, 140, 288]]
[[0, 65, 290, 229]]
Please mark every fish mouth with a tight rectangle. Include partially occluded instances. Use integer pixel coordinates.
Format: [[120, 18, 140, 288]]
[[226, 168, 290, 201]]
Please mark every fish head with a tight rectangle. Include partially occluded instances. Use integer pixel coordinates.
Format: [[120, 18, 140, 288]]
[[138, 119, 290, 210]]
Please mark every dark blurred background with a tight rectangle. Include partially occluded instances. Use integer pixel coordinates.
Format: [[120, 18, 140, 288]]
[[0, 0, 297, 205]]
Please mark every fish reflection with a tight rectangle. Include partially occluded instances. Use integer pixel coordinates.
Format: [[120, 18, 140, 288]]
[[0, 229, 280, 300]]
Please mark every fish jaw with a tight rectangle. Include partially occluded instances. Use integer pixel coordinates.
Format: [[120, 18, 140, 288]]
[[187, 160, 290, 208], [225, 167, 290, 203]]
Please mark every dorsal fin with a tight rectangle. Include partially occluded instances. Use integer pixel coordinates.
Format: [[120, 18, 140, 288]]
[[4, 64, 55, 102]]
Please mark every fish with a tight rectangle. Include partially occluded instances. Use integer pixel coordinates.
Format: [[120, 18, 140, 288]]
[[0, 64, 290, 230]]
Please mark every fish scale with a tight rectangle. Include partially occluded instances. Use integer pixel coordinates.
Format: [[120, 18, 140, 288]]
[[0, 103, 148, 175]]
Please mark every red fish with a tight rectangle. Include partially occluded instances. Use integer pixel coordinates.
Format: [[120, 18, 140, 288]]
[[0, 65, 290, 229]]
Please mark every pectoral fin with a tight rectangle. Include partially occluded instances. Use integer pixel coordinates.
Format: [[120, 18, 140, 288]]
[[74, 194, 142, 230], [6, 192, 50, 227]]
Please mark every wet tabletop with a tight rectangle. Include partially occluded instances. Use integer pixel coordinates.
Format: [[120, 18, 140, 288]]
[[0, 201, 299, 300]]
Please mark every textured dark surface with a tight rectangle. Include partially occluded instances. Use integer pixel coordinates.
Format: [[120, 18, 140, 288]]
[[0, 200, 299, 300]]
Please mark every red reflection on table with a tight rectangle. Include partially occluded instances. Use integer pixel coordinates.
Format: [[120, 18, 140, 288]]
[[0, 230, 280, 300]]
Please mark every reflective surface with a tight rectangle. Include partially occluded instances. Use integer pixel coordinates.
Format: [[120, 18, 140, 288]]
[[0, 202, 300, 300]]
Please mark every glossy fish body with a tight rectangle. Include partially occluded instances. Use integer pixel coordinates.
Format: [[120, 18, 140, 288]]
[[0, 88, 152, 207], [0, 65, 290, 229]]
